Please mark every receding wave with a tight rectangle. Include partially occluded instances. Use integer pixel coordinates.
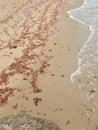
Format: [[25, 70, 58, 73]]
[[68, 0, 98, 101]]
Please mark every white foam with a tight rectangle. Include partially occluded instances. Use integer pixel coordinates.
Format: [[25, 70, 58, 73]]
[[68, 0, 98, 29], [68, 0, 98, 90]]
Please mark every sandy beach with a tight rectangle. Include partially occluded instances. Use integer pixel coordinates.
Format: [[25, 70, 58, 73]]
[[0, 0, 97, 130]]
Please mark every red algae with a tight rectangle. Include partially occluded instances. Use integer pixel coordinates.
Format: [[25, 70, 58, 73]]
[[12, 103, 18, 109], [0, 87, 15, 107], [66, 120, 71, 125], [0, 0, 67, 106], [33, 97, 42, 106]]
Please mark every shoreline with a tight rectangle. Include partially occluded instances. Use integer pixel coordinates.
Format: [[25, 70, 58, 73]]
[[0, 0, 97, 130]]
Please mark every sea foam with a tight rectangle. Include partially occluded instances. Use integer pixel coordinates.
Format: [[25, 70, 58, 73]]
[[68, 0, 98, 96]]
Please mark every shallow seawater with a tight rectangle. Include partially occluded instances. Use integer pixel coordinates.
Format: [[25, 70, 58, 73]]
[[68, 0, 98, 87], [0, 0, 98, 130], [68, 0, 98, 129]]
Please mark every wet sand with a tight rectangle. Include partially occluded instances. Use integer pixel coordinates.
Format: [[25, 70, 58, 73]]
[[0, 0, 97, 130]]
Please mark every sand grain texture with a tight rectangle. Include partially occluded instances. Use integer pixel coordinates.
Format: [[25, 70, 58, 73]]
[[0, 0, 98, 130]]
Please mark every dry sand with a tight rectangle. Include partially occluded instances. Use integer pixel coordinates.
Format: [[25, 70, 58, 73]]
[[0, 0, 97, 130]]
